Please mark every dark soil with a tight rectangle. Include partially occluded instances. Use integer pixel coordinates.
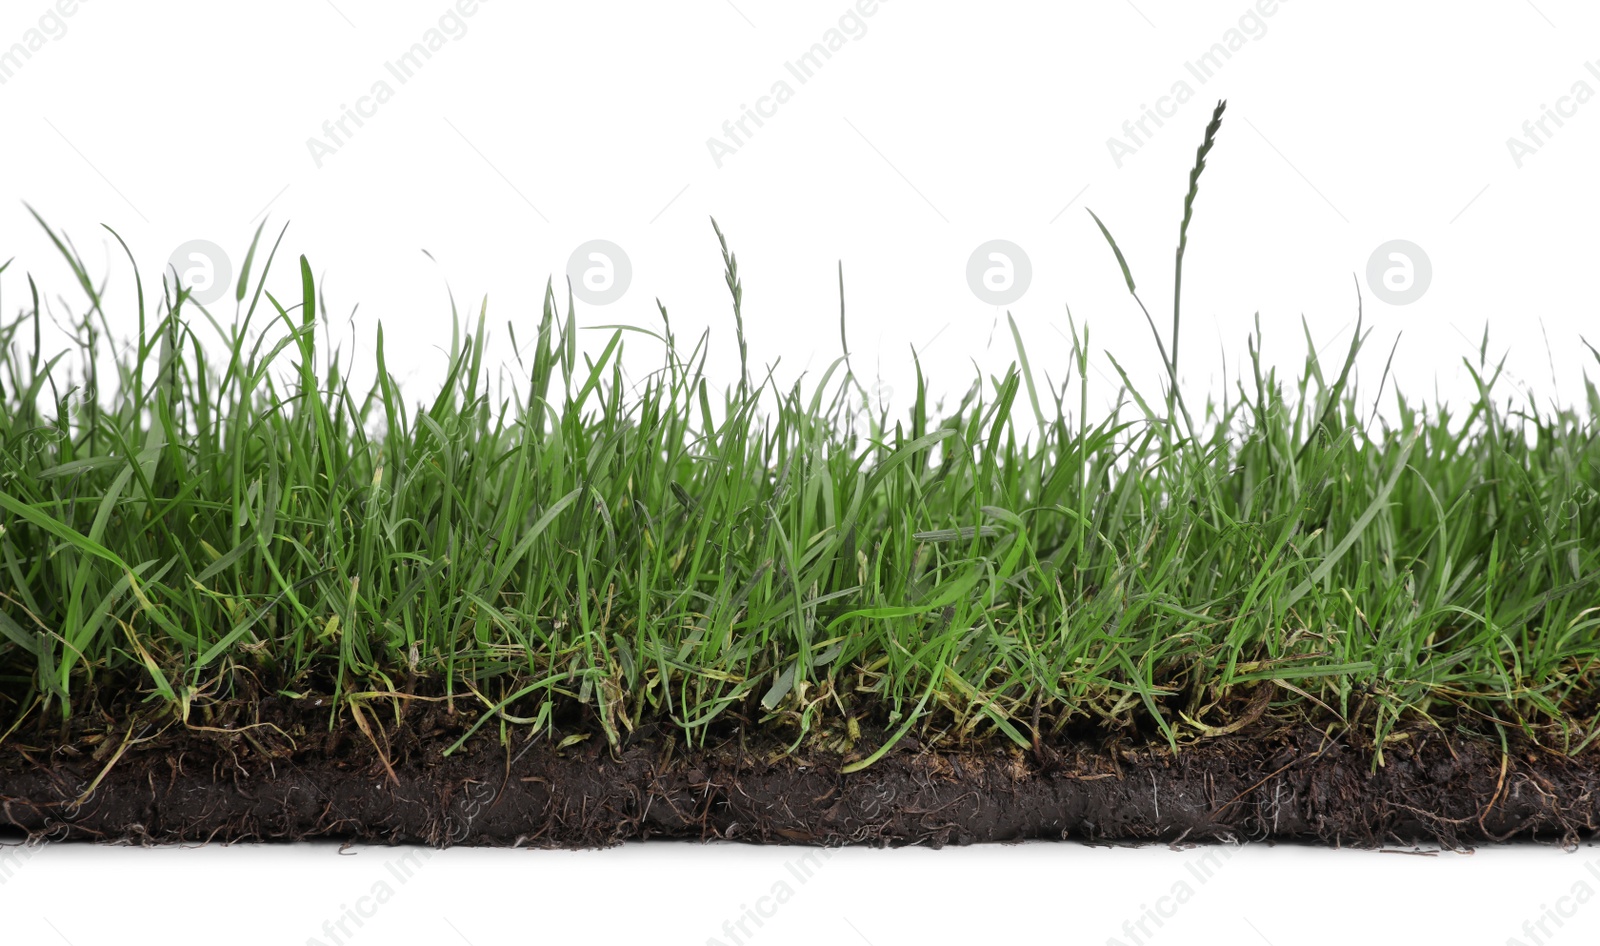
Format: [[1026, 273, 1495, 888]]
[[2, 695, 1597, 848]]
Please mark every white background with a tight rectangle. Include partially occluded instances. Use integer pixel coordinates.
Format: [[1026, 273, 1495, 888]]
[[4, 0, 1600, 415], [4, 1, 1600, 943], [4, 840, 1600, 945]]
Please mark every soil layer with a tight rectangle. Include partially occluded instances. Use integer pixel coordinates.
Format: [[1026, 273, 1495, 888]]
[[2, 698, 1597, 848]]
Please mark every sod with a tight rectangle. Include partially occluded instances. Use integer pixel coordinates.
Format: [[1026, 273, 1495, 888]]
[[3, 103, 1599, 848]]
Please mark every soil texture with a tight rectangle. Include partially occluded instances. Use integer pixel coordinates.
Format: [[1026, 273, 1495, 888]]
[[2, 698, 1596, 848]]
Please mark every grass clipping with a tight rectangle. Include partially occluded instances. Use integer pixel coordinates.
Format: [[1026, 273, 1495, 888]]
[[2, 101, 1599, 773]]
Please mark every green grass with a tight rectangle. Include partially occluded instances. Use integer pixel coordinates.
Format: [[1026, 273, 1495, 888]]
[[3, 104, 1599, 768]]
